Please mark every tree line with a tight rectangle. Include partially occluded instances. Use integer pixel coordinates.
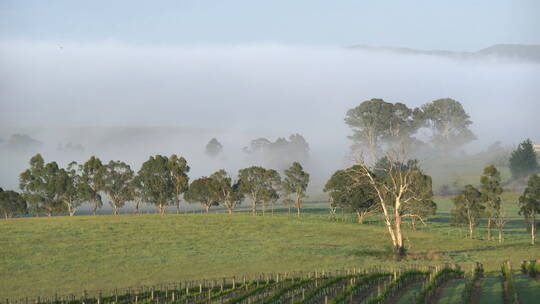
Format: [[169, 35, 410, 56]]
[[0, 154, 309, 218]]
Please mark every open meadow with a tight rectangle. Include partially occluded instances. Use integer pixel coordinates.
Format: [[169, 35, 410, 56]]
[[1, 197, 538, 299]]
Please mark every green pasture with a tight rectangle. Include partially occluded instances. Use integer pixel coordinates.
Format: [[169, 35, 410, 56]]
[[1, 197, 538, 299]]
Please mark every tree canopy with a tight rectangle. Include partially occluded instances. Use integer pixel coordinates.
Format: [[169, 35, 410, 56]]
[[103, 160, 134, 215], [519, 174, 540, 245], [282, 162, 309, 216], [138, 155, 175, 214], [509, 139, 539, 179], [184, 177, 219, 213], [420, 98, 476, 152], [452, 185, 484, 239]]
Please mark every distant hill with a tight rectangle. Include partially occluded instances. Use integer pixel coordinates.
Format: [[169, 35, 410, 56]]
[[348, 44, 540, 63]]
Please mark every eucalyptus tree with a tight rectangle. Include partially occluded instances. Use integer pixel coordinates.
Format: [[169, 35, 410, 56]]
[[58, 161, 86, 216], [420, 98, 475, 152], [129, 175, 143, 214], [138, 155, 175, 214], [103, 160, 134, 215], [350, 155, 434, 258], [480, 165, 504, 241], [260, 169, 281, 216], [205, 138, 223, 157], [238, 166, 268, 215], [0, 188, 27, 219], [19, 154, 65, 216], [519, 174, 540, 245], [282, 162, 309, 217], [324, 167, 378, 224], [345, 99, 394, 161], [168, 154, 190, 214], [184, 177, 219, 213], [210, 169, 243, 214], [345, 99, 423, 161], [451, 185, 484, 239], [80, 156, 105, 215]]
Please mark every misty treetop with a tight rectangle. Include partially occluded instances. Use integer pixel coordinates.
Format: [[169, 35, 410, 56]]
[[205, 138, 223, 157], [243, 134, 310, 171], [345, 98, 475, 161]]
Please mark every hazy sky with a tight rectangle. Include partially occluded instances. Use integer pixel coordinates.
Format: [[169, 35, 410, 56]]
[[1, 0, 539, 50]]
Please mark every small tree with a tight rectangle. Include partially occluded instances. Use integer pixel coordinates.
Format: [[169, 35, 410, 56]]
[[205, 138, 223, 157], [238, 166, 268, 215], [0, 188, 27, 219], [480, 165, 503, 241], [168, 155, 190, 214], [509, 139, 539, 179], [324, 167, 378, 224], [452, 185, 484, 239], [210, 169, 243, 214], [138, 155, 175, 214], [519, 174, 540, 245], [103, 161, 134, 215], [282, 162, 309, 216], [185, 177, 219, 213]]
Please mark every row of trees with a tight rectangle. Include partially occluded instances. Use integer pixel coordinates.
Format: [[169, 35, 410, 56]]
[[451, 165, 540, 245], [5, 154, 310, 217], [345, 98, 475, 161]]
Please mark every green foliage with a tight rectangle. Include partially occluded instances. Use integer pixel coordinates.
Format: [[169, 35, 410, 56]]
[[19, 154, 66, 216], [345, 99, 423, 160], [80, 156, 105, 214], [420, 98, 476, 152], [509, 139, 539, 179], [501, 262, 518, 304], [519, 174, 540, 244], [461, 263, 483, 303], [282, 162, 308, 215], [324, 166, 378, 223], [0, 188, 27, 218], [238, 166, 280, 215], [451, 185, 484, 238], [103, 161, 134, 215], [329, 273, 389, 304], [138, 155, 176, 214], [168, 154, 190, 212], [210, 169, 243, 214], [185, 177, 220, 213], [366, 270, 428, 304], [415, 267, 463, 304]]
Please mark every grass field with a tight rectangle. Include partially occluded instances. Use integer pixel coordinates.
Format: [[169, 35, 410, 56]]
[[1, 198, 539, 299]]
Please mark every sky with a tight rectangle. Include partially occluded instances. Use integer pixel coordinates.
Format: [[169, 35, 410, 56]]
[[1, 0, 539, 50], [0, 1, 539, 191]]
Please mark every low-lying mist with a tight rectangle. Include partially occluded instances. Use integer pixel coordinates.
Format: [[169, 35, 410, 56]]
[[1, 41, 539, 199]]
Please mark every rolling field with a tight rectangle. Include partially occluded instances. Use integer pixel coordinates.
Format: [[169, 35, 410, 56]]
[[1, 198, 539, 299]]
